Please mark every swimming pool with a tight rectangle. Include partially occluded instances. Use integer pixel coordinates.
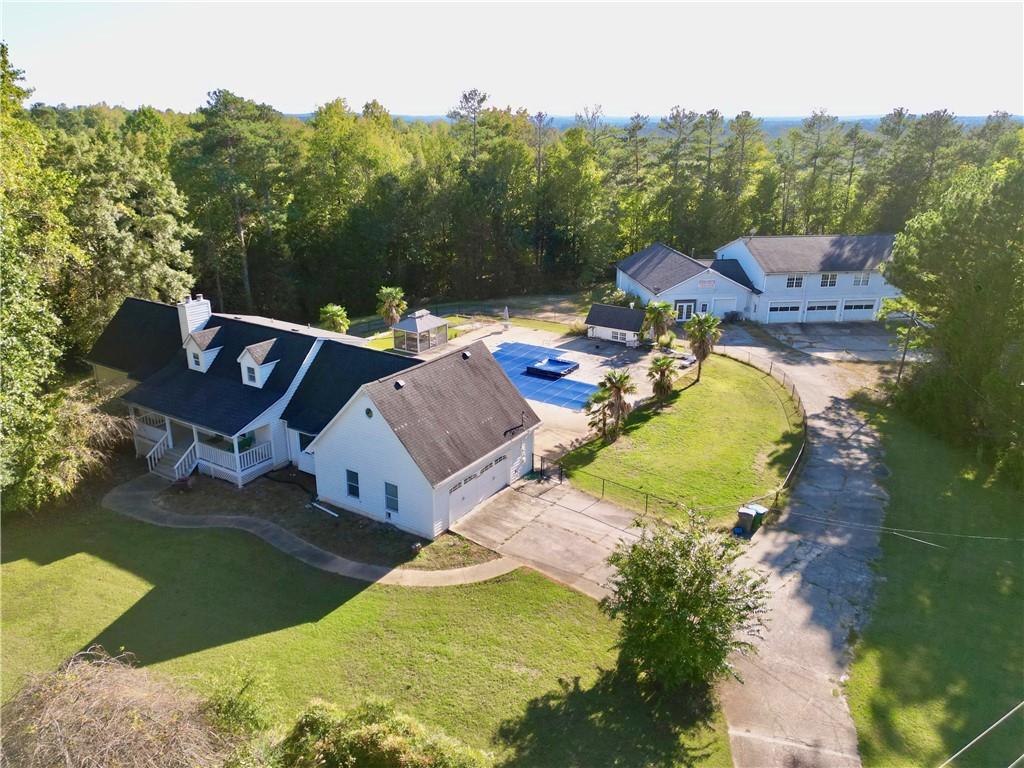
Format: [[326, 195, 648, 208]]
[[492, 342, 598, 411]]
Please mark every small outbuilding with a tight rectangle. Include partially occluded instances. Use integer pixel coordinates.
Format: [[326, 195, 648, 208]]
[[392, 309, 449, 354], [584, 303, 647, 347]]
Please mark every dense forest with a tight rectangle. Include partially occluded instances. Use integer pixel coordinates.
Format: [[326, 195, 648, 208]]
[[2, 43, 1021, 508]]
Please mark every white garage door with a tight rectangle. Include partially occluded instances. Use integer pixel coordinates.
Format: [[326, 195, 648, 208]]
[[713, 297, 737, 317], [448, 454, 509, 524], [804, 302, 838, 322], [767, 301, 802, 323], [841, 300, 877, 321]]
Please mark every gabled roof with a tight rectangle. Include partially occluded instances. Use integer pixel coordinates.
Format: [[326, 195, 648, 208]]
[[741, 234, 896, 274], [364, 342, 540, 486], [240, 339, 278, 365], [709, 259, 761, 294], [617, 243, 707, 294], [86, 298, 182, 380], [215, 313, 366, 346], [123, 316, 320, 436], [282, 341, 421, 435], [393, 309, 448, 333], [585, 303, 645, 333], [189, 327, 222, 351]]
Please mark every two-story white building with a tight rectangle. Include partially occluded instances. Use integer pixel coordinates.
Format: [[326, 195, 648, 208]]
[[615, 235, 901, 324]]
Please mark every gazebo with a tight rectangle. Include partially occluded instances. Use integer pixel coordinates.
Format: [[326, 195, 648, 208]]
[[392, 309, 449, 353]]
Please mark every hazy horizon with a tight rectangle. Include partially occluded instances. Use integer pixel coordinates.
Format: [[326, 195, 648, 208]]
[[4, 2, 1021, 117]]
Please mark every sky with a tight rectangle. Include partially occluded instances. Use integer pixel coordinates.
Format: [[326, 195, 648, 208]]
[[3, 1, 1022, 117]]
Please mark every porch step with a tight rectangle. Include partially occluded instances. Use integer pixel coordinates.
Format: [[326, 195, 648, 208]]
[[150, 444, 193, 481]]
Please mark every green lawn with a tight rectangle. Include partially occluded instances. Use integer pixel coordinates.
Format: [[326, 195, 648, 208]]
[[561, 355, 803, 525], [1, 483, 730, 766], [846, 406, 1024, 767]]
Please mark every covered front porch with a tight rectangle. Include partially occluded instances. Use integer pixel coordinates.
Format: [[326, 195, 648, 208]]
[[130, 407, 276, 487]]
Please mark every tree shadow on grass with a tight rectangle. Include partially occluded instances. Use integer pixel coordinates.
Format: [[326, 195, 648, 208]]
[[495, 669, 722, 768]]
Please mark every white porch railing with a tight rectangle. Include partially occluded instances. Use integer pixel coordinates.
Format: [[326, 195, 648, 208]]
[[145, 433, 169, 473], [172, 441, 198, 480], [196, 441, 236, 470], [135, 422, 166, 444], [239, 442, 272, 470], [136, 411, 165, 428]]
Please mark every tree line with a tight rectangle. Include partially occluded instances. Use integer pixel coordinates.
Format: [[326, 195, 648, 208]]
[[3, 43, 1021, 509]]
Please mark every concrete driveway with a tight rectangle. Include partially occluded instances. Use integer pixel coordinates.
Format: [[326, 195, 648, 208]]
[[758, 321, 919, 363], [452, 478, 640, 600]]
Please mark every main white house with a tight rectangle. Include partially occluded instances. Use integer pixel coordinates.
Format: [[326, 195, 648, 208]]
[[616, 234, 901, 324], [88, 295, 539, 539]]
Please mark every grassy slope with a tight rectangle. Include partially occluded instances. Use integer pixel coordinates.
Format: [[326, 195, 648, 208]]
[[846, 408, 1024, 767], [2, 497, 729, 766], [561, 355, 803, 525]]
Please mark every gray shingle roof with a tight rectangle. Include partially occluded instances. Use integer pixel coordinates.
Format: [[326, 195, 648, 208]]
[[393, 310, 448, 333], [584, 303, 645, 332], [617, 243, 707, 294], [742, 234, 896, 274], [188, 327, 223, 351], [365, 342, 540, 486], [242, 339, 278, 365], [709, 259, 760, 294], [283, 341, 421, 435], [87, 298, 182, 380], [123, 317, 319, 435]]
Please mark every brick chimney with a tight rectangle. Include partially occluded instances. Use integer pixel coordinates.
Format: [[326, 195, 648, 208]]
[[177, 294, 212, 342]]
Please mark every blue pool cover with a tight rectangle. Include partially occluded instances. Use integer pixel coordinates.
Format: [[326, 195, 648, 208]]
[[492, 342, 598, 411]]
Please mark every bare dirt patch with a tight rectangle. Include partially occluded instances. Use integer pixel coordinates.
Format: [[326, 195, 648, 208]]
[[156, 472, 496, 571]]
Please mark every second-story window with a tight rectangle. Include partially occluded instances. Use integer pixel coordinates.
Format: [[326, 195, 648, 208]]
[[853, 272, 870, 286], [820, 273, 837, 287], [786, 275, 803, 288], [246, 366, 256, 383]]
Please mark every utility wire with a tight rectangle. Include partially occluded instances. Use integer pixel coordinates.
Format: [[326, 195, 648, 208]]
[[935, 700, 1024, 768], [786, 508, 1024, 543]]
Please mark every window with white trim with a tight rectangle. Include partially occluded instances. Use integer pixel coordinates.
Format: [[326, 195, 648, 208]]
[[611, 330, 628, 342], [806, 303, 838, 312], [346, 469, 359, 498], [246, 366, 257, 383], [786, 275, 803, 288], [769, 303, 801, 313], [844, 301, 875, 311], [385, 482, 399, 513], [852, 272, 870, 287], [494, 455, 506, 464], [191, 352, 201, 368], [820, 273, 837, 287]]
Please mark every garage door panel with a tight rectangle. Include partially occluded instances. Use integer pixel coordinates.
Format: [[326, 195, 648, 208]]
[[804, 302, 838, 321], [449, 454, 509, 524], [842, 300, 877, 321], [767, 301, 802, 323]]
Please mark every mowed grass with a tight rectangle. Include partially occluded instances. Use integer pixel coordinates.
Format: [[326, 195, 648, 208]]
[[1, 488, 730, 766], [561, 355, 803, 525], [846, 406, 1024, 767]]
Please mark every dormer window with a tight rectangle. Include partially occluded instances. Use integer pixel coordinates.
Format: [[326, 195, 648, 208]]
[[184, 327, 222, 373], [192, 352, 201, 368], [237, 339, 279, 389]]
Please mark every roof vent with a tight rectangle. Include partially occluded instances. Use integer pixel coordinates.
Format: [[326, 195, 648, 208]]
[[394, 379, 405, 389], [462, 351, 471, 360]]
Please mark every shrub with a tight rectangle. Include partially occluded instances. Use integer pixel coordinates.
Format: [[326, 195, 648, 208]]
[[600, 287, 642, 308], [656, 332, 675, 349], [0, 647, 234, 767], [601, 520, 769, 690], [203, 663, 270, 735], [568, 320, 588, 336], [277, 700, 490, 768]]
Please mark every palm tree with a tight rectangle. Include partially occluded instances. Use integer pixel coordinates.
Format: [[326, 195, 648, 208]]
[[601, 369, 638, 436], [642, 301, 674, 344], [376, 286, 407, 328], [318, 303, 350, 333], [585, 387, 612, 438], [683, 313, 722, 383], [647, 355, 678, 400]]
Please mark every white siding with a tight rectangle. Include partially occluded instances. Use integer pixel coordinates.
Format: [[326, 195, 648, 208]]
[[287, 429, 316, 474], [656, 271, 752, 320], [715, 240, 767, 291], [312, 391, 438, 539], [588, 325, 641, 346], [615, 270, 658, 303], [751, 270, 901, 323]]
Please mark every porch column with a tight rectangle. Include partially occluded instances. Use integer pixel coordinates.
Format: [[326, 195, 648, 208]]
[[192, 425, 198, 447], [164, 416, 173, 448], [232, 435, 242, 488]]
